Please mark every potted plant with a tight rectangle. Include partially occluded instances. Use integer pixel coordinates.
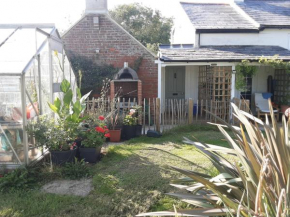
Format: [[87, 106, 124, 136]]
[[280, 95, 290, 113], [79, 116, 110, 163], [123, 109, 138, 140], [47, 127, 78, 165], [107, 111, 123, 142]]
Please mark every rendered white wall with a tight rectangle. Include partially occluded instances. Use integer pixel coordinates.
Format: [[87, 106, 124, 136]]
[[185, 66, 199, 100], [171, 3, 196, 44], [200, 29, 290, 50]]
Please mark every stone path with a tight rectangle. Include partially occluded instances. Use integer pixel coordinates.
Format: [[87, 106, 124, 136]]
[[42, 179, 93, 197]]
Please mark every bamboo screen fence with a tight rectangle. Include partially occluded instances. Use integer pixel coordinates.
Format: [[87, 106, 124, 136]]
[[85, 97, 250, 134]]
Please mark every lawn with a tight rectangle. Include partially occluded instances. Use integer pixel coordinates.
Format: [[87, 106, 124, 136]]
[[0, 124, 230, 217]]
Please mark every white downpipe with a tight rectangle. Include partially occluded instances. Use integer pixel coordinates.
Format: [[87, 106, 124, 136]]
[[230, 65, 236, 121]]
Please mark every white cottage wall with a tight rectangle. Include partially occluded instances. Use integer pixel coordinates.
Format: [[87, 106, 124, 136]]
[[185, 66, 199, 100], [200, 29, 290, 50]]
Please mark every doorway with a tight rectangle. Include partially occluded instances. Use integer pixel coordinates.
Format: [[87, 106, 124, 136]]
[[165, 66, 185, 99]]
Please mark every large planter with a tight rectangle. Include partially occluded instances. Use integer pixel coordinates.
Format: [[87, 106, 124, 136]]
[[281, 105, 290, 114], [109, 129, 121, 142], [135, 125, 142, 137], [79, 146, 102, 163], [51, 149, 77, 165], [123, 125, 136, 140]]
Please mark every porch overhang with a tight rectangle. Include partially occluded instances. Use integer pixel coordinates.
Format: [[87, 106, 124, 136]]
[[159, 45, 290, 63]]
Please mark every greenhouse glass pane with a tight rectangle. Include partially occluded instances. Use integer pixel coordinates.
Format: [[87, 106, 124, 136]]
[[39, 44, 51, 114], [0, 27, 52, 74], [0, 76, 24, 164]]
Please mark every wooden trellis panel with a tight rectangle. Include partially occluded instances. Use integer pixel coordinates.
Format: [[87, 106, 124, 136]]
[[198, 66, 232, 122], [274, 69, 290, 104]]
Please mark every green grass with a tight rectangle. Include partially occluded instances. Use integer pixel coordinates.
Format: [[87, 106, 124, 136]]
[[0, 124, 230, 217]]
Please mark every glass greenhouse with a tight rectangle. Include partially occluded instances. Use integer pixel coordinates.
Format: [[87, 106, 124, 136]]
[[0, 24, 76, 168]]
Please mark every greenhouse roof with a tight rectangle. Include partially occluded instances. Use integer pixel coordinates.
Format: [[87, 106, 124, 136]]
[[0, 24, 57, 75]]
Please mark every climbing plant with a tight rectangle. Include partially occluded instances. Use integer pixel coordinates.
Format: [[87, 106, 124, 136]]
[[259, 55, 290, 73], [69, 54, 119, 94], [235, 60, 258, 92]]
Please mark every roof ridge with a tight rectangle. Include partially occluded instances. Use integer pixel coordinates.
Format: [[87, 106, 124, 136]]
[[180, 2, 229, 5]]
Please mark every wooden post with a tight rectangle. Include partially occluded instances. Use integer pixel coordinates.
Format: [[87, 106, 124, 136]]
[[188, 98, 193, 124], [156, 98, 160, 133], [143, 98, 146, 135]]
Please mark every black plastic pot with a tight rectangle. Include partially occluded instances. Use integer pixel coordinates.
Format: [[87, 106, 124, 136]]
[[135, 125, 142, 137], [51, 149, 77, 165], [123, 125, 136, 140], [79, 147, 102, 163]]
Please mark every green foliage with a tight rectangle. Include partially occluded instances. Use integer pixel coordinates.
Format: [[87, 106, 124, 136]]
[[110, 3, 173, 52], [259, 55, 290, 73], [235, 60, 258, 91], [0, 167, 41, 192], [139, 102, 290, 216], [48, 79, 90, 123], [26, 115, 53, 147], [46, 78, 91, 151], [69, 54, 118, 94], [81, 128, 106, 148], [61, 159, 90, 180]]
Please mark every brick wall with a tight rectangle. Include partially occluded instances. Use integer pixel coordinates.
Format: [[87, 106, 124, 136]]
[[62, 14, 158, 99]]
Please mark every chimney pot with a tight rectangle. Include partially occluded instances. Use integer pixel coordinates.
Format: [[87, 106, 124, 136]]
[[85, 0, 108, 14]]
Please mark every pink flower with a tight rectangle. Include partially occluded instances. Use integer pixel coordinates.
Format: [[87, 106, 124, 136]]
[[99, 116, 105, 121], [105, 133, 110, 138]]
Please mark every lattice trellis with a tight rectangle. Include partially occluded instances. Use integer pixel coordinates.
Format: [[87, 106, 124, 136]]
[[274, 69, 290, 104], [198, 66, 232, 121]]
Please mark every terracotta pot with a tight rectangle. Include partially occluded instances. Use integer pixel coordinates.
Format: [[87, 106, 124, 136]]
[[281, 105, 290, 114], [109, 129, 121, 142]]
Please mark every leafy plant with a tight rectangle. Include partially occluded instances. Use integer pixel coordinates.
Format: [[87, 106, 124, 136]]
[[48, 79, 90, 123], [61, 159, 90, 180], [26, 115, 53, 147], [0, 167, 41, 192], [235, 60, 258, 91], [138, 101, 290, 217], [259, 55, 290, 73], [281, 94, 290, 106], [123, 109, 138, 126], [81, 116, 110, 148], [69, 54, 118, 94]]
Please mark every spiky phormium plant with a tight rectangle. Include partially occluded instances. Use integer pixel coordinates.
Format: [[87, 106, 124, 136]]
[[138, 101, 290, 217]]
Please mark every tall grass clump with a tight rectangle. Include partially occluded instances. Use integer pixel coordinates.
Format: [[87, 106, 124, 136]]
[[138, 101, 290, 217]]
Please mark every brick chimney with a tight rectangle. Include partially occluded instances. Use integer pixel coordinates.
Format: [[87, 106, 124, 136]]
[[85, 0, 108, 14]]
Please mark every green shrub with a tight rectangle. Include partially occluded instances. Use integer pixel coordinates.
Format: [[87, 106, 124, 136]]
[[0, 167, 41, 192], [61, 159, 90, 180]]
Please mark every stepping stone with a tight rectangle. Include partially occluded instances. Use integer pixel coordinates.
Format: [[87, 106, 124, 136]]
[[42, 179, 93, 197]]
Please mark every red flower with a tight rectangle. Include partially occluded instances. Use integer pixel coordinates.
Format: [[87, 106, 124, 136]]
[[99, 116, 105, 121], [105, 133, 110, 138], [96, 126, 105, 133]]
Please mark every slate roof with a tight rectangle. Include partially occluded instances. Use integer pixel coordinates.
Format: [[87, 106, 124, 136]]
[[180, 2, 257, 30], [237, 1, 290, 27], [236, 0, 290, 27], [159, 45, 290, 62]]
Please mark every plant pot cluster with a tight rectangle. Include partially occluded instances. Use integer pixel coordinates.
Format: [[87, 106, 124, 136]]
[[122, 125, 142, 140]]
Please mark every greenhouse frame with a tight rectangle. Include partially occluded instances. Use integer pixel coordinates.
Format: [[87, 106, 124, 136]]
[[0, 24, 76, 168]]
